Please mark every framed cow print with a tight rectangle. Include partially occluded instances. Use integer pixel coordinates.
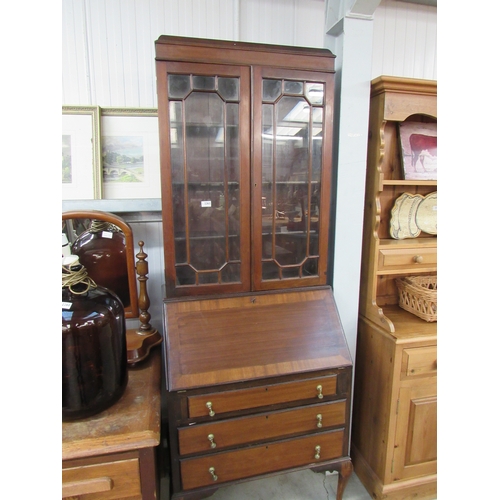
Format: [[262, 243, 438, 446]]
[[398, 121, 437, 180]]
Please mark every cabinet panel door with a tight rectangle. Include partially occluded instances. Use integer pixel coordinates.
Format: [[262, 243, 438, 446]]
[[392, 382, 437, 481], [252, 67, 334, 291], [157, 61, 251, 297]]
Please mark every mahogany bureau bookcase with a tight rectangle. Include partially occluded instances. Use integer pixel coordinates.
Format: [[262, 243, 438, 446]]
[[155, 36, 354, 500]]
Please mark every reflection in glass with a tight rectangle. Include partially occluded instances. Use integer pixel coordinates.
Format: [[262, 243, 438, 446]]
[[168, 74, 191, 99], [193, 75, 216, 90], [263, 79, 281, 102], [218, 78, 239, 101], [260, 78, 324, 282]]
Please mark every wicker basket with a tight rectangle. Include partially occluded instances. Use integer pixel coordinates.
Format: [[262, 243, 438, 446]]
[[395, 275, 437, 322]]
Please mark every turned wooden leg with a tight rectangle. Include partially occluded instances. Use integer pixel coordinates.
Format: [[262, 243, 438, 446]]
[[336, 460, 353, 500]]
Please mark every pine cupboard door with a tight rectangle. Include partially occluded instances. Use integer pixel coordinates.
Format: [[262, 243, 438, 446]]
[[157, 60, 252, 297], [391, 382, 437, 482], [251, 66, 334, 291]]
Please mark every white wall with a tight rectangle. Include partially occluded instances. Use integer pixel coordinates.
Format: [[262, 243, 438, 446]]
[[371, 0, 437, 79], [61, 0, 437, 355]]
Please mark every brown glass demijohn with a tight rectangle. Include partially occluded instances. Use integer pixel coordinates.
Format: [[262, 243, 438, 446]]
[[62, 255, 128, 421]]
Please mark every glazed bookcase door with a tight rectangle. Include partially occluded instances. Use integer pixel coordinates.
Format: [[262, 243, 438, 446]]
[[157, 61, 251, 297], [252, 67, 334, 291]]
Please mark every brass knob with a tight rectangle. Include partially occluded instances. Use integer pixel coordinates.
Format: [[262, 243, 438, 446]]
[[208, 433, 217, 449], [206, 401, 215, 417], [315, 445, 321, 460], [413, 255, 424, 263], [316, 414, 323, 428], [209, 467, 218, 481], [316, 385, 324, 399]]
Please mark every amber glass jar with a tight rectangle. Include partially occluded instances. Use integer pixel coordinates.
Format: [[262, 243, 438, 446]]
[[71, 220, 130, 308], [62, 256, 128, 421]]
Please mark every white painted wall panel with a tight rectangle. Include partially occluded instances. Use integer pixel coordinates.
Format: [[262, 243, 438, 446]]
[[62, 0, 326, 107], [371, 0, 437, 79], [62, 1, 89, 104]]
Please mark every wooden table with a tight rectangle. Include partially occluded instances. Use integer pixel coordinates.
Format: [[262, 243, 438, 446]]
[[62, 349, 161, 500]]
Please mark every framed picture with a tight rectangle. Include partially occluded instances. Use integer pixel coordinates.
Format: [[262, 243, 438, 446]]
[[62, 106, 102, 199], [100, 108, 160, 199], [398, 121, 437, 180]]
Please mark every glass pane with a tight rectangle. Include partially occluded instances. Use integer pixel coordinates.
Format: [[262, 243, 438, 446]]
[[193, 75, 215, 90], [167, 74, 242, 285], [218, 77, 239, 101], [263, 79, 281, 102], [221, 263, 240, 283], [262, 260, 280, 280], [260, 78, 326, 283], [176, 264, 195, 285], [284, 80, 303, 95], [168, 74, 191, 98], [305, 82, 324, 105], [185, 92, 224, 183], [282, 266, 301, 279], [170, 102, 184, 183], [198, 271, 219, 284]]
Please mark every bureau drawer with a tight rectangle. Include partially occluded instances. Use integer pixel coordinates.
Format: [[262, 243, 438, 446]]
[[187, 375, 337, 418], [180, 429, 344, 490], [378, 247, 437, 272], [401, 346, 437, 378], [62, 458, 141, 499], [179, 400, 346, 455]]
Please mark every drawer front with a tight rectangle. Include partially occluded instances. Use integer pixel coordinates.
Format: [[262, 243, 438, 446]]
[[378, 247, 437, 271], [179, 400, 346, 455], [187, 375, 337, 418], [180, 429, 344, 490], [62, 458, 141, 499], [401, 346, 437, 378]]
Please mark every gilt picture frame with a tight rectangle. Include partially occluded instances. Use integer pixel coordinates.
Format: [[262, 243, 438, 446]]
[[62, 106, 102, 200], [100, 108, 160, 199]]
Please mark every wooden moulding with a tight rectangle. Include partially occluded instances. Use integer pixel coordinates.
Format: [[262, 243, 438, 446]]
[[155, 35, 336, 72]]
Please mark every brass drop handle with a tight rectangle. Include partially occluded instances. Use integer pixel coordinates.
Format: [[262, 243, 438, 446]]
[[413, 255, 424, 263], [314, 445, 321, 460], [209, 467, 218, 481], [206, 401, 215, 417], [316, 414, 323, 428], [208, 433, 217, 449], [316, 384, 324, 399]]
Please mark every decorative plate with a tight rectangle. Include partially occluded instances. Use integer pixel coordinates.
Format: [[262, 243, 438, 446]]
[[390, 192, 437, 239]]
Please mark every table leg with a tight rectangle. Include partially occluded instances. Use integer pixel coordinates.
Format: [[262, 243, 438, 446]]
[[336, 460, 353, 500]]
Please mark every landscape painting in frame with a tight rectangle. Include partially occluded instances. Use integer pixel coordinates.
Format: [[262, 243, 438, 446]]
[[102, 135, 144, 183], [101, 110, 160, 199], [398, 121, 437, 180]]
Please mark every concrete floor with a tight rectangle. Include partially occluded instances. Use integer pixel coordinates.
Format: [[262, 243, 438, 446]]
[[210, 470, 371, 500], [163, 469, 373, 500]]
